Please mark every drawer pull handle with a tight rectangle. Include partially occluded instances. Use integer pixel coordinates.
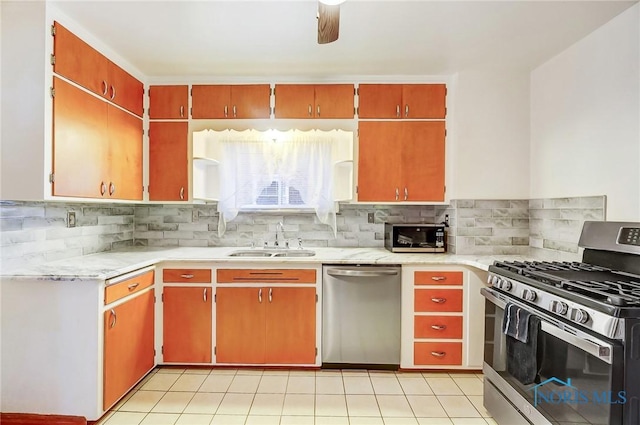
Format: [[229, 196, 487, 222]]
[[431, 276, 446, 281], [203, 288, 207, 302], [258, 288, 262, 303], [269, 287, 272, 303], [109, 309, 117, 328], [431, 351, 446, 358], [181, 274, 194, 279], [431, 324, 447, 330], [431, 297, 447, 304], [127, 283, 139, 291]]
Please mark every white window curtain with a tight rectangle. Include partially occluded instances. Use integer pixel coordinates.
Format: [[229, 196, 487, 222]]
[[214, 129, 348, 237]]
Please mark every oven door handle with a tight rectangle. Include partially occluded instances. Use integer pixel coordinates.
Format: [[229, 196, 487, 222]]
[[481, 287, 613, 364]]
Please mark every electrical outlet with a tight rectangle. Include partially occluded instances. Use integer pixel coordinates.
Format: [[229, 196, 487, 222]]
[[367, 212, 375, 223], [67, 211, 76, 228], [445, 214, 450, 226]]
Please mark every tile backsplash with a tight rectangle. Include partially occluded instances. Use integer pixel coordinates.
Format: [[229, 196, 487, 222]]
[[0, 195, 607, 268]]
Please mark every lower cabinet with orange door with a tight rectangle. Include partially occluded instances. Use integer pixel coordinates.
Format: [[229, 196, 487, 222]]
[[400, 266, 487, 369], [215, 267, 319, 366]]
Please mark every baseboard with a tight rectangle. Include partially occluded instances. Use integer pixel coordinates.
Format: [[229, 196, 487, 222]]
[[0, 413, 87, 425]]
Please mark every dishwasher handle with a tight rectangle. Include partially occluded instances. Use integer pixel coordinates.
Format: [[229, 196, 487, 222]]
[[326, 268, 399, 278]]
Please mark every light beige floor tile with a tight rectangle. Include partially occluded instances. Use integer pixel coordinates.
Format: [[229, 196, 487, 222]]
[[151, 392, 195, 413], [199, 374, 234, 392], [96, 410, 115, 425], [210, 414, 246, 424], [317, 369, 343, 375], [184, 368, 213, 375], [245, 415, 281, 425], [112, 388, 138, 411], [346, 394, 381, 417], [483, 419, 498, 425], [261, 369, 290, 376], [249, 393, 285, 415], [475, 374, 484, 381], [183, 392, 224, 414], [209, 368, 238, 375], [236, 368, 265, 376], [315, 416, 350, 425], [280, 415, 314, 424], [119, 390, 165, 413], [376, 395, 413, 417], [288, 369, 317, 376], [398, 377, 433, 395], [134, 372, 159, 390], [216, 393, 255, 415], [344, 376, 375, 394], [228, 374, 262, 393], [450, 419, 491, 425], [437, 396, 481, 418], [170, 374, 207, 392], [102, 412, 146, 425], [416, 418, 453, 425], [451, 378, 483, 396], [156, 368, 186, 375], [341, 369, 370, 377], [369, 370, 397, 377], [421, 372, 449, 378], [175, 413, 214, 425], [287, 376, 316, 393], [448, 373, 480, 378], [407, 395, 448, 418], [316, 375, 345, 394], [257, 375, 288, 393], [316, 394, 348, 416], [467, 395, 491, 417], [142, 374, 181, 391], [282, 393, 315, 415], [348, 417, 384, 425], [139, 413, 180, 425], [371, 377, 404, 395], [425, 378, 463, 396], [382, 418, 419, 425]]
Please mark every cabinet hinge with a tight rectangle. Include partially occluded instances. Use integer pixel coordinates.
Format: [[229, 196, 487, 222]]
[[161, 346, 164, 354], [355, 87, 359, 95], [48, 173, 55, 183], [444, 107, 447, 117], [445, 87, 448, 96], [190, 88, 193, 96], [50, 54, 56, 66], [214, 346, 217, 355], [51, 24, 56, 36], [190, 107, 193, 116], [154, 349, 156, 356], [50, 87, 55, 98], [271, 106, 275, 116], [355, 185, 358, 194], [444, 185, 447, 194], [315, 347, 318, 357], [354, 107, 358, 116], [161, 293, 163, 302], [445, 128, 447, 137], [315, 294, 318, 303], [214, 293, 217, 303], [272, 87, 275, 96]]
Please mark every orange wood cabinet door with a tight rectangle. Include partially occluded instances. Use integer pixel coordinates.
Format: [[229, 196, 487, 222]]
[[231, 85, 271, 119], [402, 84, 446, 119], [53, 21, 108, 100], [163, 287, 212, 363], [104, 270, 154, 305], [216, 269, 316, 284], [401, 121, 445, 202], [192, 85, 230, 119], [357, 121, 402, 201], [357, 84, 402, 118], [313, 84, 354, 118], [163, 269, 212, 283], [415, 288, 463, 312], [274, 84, 315, 118], [148, 122, 188, 201], [107, 62, 144, 117], [149, 85, 189, 119], [414, 315, 463, 339], [414, 271, 463, 286], [414, 342, 462, 366], [52, 77, 109, 198], [265, 287, 316, 364], [107, 104, 143, 200], [215, 287, 266, 364], [103, 289, 155, 410]]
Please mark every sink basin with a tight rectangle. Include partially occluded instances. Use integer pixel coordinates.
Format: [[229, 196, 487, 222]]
[[228, 249, 316, 258]]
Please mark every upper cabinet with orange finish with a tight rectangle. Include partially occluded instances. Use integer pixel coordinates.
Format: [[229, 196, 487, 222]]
[[149, 85, 189, 119], [358, 84, 446, 119], [52, 21, 143, 117], [192, 84, 271, 119], [274, 84, 354, 118]]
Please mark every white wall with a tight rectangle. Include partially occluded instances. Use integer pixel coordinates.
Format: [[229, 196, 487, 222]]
[[530, 4, 640, 221], [451, 65, 530, 199]]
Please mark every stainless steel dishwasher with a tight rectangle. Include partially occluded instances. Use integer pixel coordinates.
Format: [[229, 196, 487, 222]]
[[322, 264, 401, 367]]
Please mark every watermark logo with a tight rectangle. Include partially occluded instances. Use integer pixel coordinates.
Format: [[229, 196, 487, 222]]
[[529, 377, 626, 407]]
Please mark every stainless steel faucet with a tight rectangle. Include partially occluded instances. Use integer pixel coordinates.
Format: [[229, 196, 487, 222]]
[[274, 221, 285, 248]]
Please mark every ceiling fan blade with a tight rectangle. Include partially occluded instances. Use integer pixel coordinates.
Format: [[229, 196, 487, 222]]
[[317, 2, 340, 44]]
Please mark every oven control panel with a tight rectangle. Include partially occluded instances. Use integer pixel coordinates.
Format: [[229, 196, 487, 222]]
[[618, 227, 640, 246]]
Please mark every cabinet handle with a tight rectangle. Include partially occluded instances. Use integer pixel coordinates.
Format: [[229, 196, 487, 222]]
[[224, 105, 228, 118], [180, 274, 194, 279], [110, 85, 116, 100], [100, 182, 106, 196], [258, 288, 262, 303], [431, 351, 446, 357], [396, 104, 400, 118], [431, 276, 446, 281], [109, 309, 117, 328], [203, 288, 207, 302], [127, 283, 139, 291], [317, 105, 320, 117], [102, 81, 108, 96], [431, 297, 447, 304], [404, 187, 408, 201], [395, 188, 399, 201], [109, 182, 115, 196], [269, 287, 272, 303], [431, 324, 447, 330], [179, 187, 185, 200], [308, 104, 312, 117], [232, 105, 237, 118], [180, 105, 184, 118], [405, 104, 409, 117]]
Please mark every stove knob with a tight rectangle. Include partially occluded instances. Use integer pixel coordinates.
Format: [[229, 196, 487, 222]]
[[491, 275, 500, 286], [550, 300, 568, 315], [501, 279, 512, 291], [573, 309, 590, 324], [522, 288, 537, 302]]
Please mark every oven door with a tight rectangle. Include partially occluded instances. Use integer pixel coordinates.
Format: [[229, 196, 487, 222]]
[[482, 287, 624, 425]]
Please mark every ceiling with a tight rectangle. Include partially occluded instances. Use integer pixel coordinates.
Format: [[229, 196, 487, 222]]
[[51, 0, 637, 79]]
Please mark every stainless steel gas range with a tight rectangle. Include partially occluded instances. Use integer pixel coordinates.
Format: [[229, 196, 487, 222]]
[[482, 221, 640, 425]]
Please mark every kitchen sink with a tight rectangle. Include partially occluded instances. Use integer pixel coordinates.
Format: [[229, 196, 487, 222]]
[[228, 249, 316, 258]]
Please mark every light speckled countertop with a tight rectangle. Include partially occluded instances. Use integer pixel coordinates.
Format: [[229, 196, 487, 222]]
[[1, 247, 535, 282]]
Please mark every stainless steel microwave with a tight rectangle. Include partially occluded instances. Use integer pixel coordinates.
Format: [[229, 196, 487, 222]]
[[384, 223, 446, 253]]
